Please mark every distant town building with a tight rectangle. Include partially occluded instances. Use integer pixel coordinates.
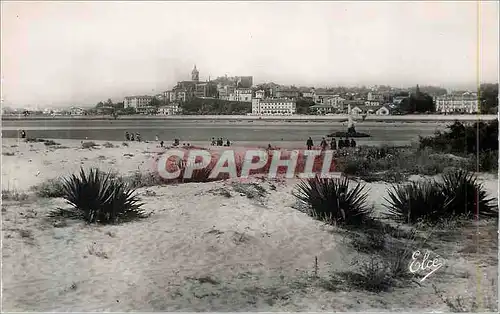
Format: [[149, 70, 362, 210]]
[[351, 105, 390, 116], [302, 90, 315, 98], [234, 88, 253, 102], [165, 65, 217, 103], [218, 85, 235, 101], [192, 65, 200, 82], [158, 103, 181, 115], [434, 92, 479, 113], [251, 98, 296, 115], [69, 107, 85, 115], [309, 104, 338, 115], [364, 100, 381, 107], [255, 90, 265, 99], [124, 95, 154, 114], [367, 92, 385, 102]]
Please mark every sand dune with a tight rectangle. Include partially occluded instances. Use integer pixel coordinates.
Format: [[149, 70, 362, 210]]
[[1, 138, 498, 311]]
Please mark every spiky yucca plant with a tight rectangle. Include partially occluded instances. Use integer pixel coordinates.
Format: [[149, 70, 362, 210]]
[[61, 168, 146, 224], [293, 176, 371, 226], [441, 168, 497, 218], [384, 169, 498, 224], [384, 181, 447, 223]]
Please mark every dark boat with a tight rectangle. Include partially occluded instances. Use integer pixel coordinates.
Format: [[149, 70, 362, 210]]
[[327, 110, 371, 138]]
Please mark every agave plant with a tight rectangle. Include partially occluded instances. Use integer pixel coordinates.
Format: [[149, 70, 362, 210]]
[[384, 180, 448, 223], [384, 169, 498, 224], [293, 175, 371, 226], [441, 168, 497, 218], [61, 167, 146, 224]]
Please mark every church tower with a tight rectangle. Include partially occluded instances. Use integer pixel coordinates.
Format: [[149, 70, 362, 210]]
[[191, 65, 199, 82]]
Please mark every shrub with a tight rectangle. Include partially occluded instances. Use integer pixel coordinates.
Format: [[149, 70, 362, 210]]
[[419, 120, 498, 154], [440, 168, 497, 218], [60, 168, 146, 224], [384, 169, 498, 224], [2, 190, 29, 201], [478, 150, 498, 173], [82, 141, 98, 149], [384, 181, 448, 223], [44, 140, 59, 146], [293, 176, 372, 226], [32, 178, 65, 198]]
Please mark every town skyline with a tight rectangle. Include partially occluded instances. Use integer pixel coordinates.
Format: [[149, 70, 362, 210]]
[[1, 1, 499, 108]]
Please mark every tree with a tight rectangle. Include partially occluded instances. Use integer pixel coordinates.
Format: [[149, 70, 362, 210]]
[[121, 107, 136, 115], [479, 83, 498, 114], [150, 97, 164, 108], [296, 99, 315, 114]]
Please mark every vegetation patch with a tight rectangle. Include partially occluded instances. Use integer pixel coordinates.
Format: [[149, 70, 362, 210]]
[[49, 167, 147, 224], [384, 168, 497, 224], [293, 176, 372, 226]]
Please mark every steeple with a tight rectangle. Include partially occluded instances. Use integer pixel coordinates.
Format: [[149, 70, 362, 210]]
[[191, 64, 199, 82]]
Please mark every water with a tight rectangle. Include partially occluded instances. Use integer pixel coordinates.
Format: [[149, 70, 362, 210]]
[[1, 119, 447, 146]]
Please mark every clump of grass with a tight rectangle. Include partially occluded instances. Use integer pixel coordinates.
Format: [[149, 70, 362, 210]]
[[25, 137, 47, 143], [81, 141, 98, 149], [2, 190, 29, 201], [344, 256, 395, 292], [44, 140, 60, 146], [2, 152, 15, 156], [32, 178, 65, 198], [293, 176, 371, 226], [103, 142, 115, 148], [384, 169, 497, 224], [55, 167, 147, 224]]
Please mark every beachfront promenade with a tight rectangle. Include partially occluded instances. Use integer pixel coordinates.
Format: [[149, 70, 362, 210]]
[[2, 114, 498, 122]]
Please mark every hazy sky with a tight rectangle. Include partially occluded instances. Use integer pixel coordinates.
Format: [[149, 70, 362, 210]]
[[1, 1, 499, 107]]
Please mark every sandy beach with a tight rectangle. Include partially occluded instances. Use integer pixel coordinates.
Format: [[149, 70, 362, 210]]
[[1, 138, 498, 311]]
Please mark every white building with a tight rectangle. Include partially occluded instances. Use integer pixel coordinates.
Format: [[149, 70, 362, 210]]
[[364, 100, 380, 107], [434, 92, 479, 113], [251, 98, 296, 115], [124, 95, 154, 114], [234, 88, 253, 102], [255, 90, 265, 99], [158, 103, 181, 115], [69, 107, 85, 115]]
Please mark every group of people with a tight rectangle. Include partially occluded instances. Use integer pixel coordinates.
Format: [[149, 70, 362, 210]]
[[125, 131, 141, 142], [211, 137, 231, 147], [307, 137, 357, 150]]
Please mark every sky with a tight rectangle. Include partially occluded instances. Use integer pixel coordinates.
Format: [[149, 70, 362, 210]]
[[1, 1, 499, 108]]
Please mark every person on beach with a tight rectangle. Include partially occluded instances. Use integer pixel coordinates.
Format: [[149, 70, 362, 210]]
[[338, 138, 344, 149], [226, 139, 231, 147], [130, 133, 135, 141], [155, 134, 159, 142], [330, 138, 337, 150], [350, 138, 356, 148], [306, 137, 313, 150], [160, 140, 164, 148], [20, 130, 26, 139], [267, 144, 272, 150], [136, 133, 141, 142], [211, 137, 216, 146], [320, 137, 328, 151], [125, 131, 130, 141]]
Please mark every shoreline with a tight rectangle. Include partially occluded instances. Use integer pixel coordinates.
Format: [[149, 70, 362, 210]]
[[2, 113, 497, 122]]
